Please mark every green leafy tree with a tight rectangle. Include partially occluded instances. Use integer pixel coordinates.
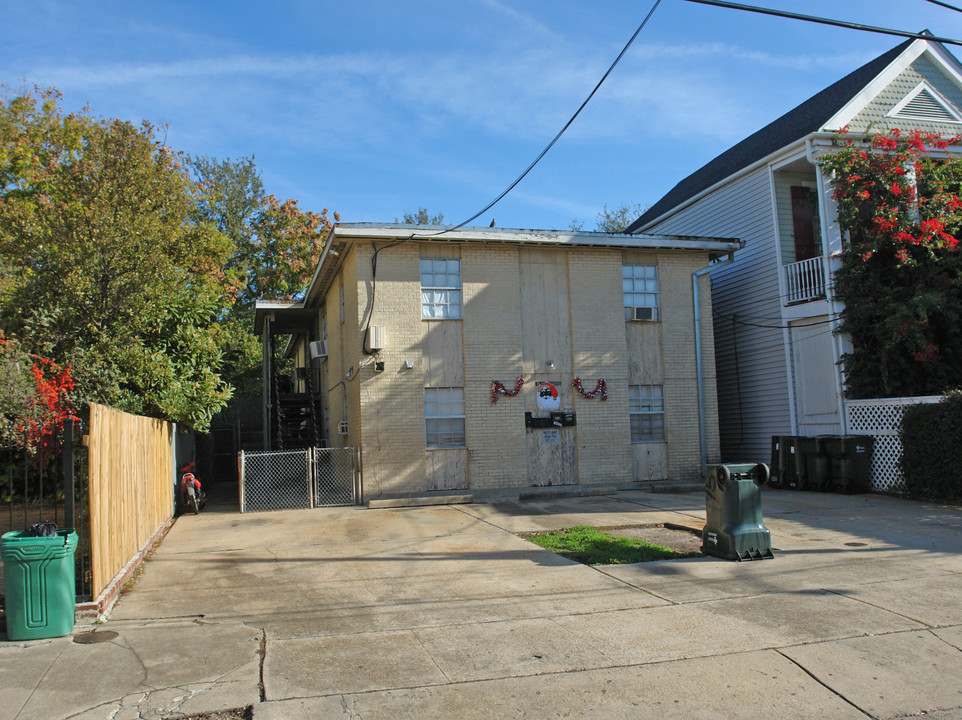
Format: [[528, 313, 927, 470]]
[[570, 202, 648, 234], [595, 202, 647, 233], [397, 208, 444, 225], [190, 156, 336, 396], [0, 87, 233, 430], [821, 127, 962, 398]]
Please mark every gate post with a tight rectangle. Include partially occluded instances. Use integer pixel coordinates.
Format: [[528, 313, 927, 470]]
[[306, 448, 315, 509], [238, 451, 246, 513], [354, 446, 363, 506]]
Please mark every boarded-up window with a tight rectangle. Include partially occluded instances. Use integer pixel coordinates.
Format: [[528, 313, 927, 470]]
[[425, 387, 466, 448], [629, 385, 665, 442], [421, 258, 462, 319], [790, 186, 820, 262]]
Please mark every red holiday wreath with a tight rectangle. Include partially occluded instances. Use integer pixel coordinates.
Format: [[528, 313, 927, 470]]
[[490, 376, 525, 403], [572, 377, 607, 401]]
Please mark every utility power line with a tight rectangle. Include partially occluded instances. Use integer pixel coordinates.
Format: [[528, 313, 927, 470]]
[[683, 0, 962, 47], [427, 0, 663, 236], [923, 0, 962, 14]]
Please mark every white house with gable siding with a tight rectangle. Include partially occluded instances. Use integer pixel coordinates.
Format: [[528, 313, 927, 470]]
[[627, 34, 962, 464]]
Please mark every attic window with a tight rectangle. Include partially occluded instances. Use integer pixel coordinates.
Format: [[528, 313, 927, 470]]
[[888, 82, 962, 123]]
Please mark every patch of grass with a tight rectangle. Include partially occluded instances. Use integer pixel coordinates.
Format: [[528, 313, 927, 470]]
[[525, 525, 702, 565]]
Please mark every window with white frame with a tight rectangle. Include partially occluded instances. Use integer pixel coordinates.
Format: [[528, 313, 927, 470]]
[[421, 258, 462, 319], [424, 387, 466, 449], [623, 264, 659, 321], [629, 385, 665, 442]]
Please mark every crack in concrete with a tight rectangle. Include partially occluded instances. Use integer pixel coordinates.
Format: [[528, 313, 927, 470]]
[[822, 586, 935, 627], [12, 639, 69, 720], [774, 648, 875, 718], [258, 627, 268, 702], [929, 626, 962, 653], [411, 628, 452, 683]]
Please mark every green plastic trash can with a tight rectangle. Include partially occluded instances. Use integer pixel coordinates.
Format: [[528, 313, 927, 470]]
[[703, 463, 774, 561], [2, 529, 77, 640]]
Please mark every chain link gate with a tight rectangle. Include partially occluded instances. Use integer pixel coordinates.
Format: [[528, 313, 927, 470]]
[[239, 447, 360, 512]]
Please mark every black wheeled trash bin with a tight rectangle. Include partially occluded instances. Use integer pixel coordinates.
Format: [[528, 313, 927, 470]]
[[1, 528, 78, 640], [703, 463, 774, 561], [822, 435, 874, 494]]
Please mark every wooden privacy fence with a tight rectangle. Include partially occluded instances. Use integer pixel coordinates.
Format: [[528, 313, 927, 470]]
[[87, 403, 174, 599]]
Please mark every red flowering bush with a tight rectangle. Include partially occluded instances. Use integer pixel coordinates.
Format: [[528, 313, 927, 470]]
[[0, 331, 77, 450], [822, 128, 962, 398]]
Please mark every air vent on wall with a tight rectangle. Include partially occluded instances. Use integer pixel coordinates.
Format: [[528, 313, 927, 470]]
[[888, 82, 962, 123], [309, 340, 328, 359]]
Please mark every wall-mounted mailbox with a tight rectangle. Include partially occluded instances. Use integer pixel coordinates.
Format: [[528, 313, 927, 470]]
[[525, 412, 576, 429]]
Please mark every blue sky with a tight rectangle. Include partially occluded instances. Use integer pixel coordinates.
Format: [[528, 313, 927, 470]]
[[4, 1, 961, 231]]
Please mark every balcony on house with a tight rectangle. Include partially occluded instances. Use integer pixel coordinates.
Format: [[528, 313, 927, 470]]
[[784, 255, 826, 305]]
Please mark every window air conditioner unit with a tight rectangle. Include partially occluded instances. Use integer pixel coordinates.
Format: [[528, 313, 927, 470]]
[[365, 326, 386, 352], [632, 306, 655, 321], [309, 340, 328, 359], [337, 420, 349, 435]]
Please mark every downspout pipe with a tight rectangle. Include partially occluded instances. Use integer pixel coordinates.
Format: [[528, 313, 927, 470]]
[[693, 252, 736, 475]]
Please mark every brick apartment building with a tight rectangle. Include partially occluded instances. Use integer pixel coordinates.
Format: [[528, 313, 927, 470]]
[[255, 224, 739, 499]]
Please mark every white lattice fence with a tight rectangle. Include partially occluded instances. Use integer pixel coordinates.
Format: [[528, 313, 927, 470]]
[[845, 396, 941, 491]]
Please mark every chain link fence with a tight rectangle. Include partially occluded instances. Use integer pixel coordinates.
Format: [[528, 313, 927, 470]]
[[239, 447, 359, 512]]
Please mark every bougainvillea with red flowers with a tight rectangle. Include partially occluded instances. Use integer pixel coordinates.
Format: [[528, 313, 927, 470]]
[[822, 127, 962, 398], [0, 331, 77, 450]]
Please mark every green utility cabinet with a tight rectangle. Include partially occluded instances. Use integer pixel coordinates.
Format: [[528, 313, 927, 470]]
[[702, 464, 774, 561], [1, 529, 78, 640]]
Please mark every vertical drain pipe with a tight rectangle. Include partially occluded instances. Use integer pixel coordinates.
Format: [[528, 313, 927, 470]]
[[693, 254, 735, 475]]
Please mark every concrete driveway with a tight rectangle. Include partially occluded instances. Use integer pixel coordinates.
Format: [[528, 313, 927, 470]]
[[4, 487, 962, 719]]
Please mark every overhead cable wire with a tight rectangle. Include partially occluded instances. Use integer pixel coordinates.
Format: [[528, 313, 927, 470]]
[[923, 0, 962, 13], [682, 0, 962, 46], [421, 0, 663, 237], [713, 309, 842, 331]]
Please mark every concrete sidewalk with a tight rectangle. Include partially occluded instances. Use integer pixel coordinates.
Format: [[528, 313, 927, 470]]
[[3, 487, 962, 719]]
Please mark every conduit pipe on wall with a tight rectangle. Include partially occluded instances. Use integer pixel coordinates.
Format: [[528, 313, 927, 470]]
[[692, 253, 734, 475]]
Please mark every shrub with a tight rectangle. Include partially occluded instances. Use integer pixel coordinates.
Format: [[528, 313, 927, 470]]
[[900, 391, 962, 502]]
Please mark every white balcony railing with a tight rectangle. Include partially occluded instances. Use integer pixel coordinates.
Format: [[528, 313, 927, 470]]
[[784, 256, 826, 305]]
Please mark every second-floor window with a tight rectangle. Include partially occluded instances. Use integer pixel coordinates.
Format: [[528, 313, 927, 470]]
[[421, 258, 462, 319], [623, 264, 659, 321]]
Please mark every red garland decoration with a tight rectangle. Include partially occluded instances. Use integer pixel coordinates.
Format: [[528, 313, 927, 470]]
[[572, 377, 607, 401], [491, 376, 525, 403]]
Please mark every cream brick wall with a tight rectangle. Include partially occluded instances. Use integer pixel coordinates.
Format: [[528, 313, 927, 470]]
[[569, 249, 633, 485], [312, 237, 722, 496], [462, 244, 527, 490], [353, 242, 429, 496]]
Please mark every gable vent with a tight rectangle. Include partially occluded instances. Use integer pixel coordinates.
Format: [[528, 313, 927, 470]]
[[889, 82, 962, 123]]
